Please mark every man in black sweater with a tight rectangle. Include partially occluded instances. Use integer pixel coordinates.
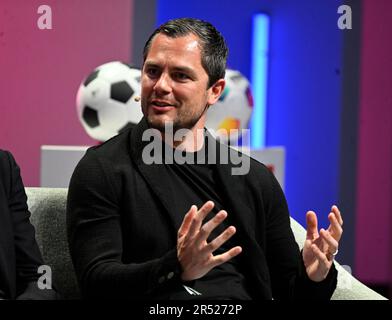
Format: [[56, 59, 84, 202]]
[[67, 18, 342, 300]]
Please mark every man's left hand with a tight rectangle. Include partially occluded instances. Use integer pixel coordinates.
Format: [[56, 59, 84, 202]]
[[302, 205, 343, 282]]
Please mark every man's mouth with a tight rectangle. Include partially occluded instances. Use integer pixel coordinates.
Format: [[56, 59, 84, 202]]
[[150, 100, 176, 111]]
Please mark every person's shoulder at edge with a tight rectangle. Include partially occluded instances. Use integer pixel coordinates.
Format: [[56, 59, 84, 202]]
[[0, 149, 19, 181], [0, 149, 12, 164]]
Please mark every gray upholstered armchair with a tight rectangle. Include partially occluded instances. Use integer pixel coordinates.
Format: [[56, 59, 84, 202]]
[[26, 187, 387, 300]]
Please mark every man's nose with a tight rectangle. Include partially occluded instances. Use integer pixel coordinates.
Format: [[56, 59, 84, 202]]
[[153, 73, 172, 94]]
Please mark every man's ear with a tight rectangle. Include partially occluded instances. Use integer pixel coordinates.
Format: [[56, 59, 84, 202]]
[[207, 79, 225, 106]]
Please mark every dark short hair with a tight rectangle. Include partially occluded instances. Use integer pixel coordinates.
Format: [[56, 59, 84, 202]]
[[143, 18, 228, 88]]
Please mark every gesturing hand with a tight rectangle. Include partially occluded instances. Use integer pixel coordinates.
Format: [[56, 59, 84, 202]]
[[303, 205, 343, 282], [177, 201, 242, 282]]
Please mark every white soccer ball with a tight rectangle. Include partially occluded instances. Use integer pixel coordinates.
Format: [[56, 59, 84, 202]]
[[205, 69, 253, 143], [76, 61, 143, 142]]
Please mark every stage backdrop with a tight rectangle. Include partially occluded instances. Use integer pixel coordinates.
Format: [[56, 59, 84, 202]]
[[0, 0, 133, 185], [355, 0, 392, 286]]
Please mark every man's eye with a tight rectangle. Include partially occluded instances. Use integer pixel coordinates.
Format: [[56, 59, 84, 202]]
[[146, 68, 159, 77], [174, 73, 189, 80]]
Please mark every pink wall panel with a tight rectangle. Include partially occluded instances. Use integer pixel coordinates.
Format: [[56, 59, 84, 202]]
[[0, 0, 133, 186], [355, 0, 392, 283]]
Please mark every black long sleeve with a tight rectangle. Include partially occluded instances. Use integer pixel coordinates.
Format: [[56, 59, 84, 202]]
[[0, 150, 58, 299], [66, 149, 183, 299]]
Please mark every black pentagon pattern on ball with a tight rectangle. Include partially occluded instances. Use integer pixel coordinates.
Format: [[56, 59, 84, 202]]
[[83, 70, 100, 87], [83, 106, 100, 128], [111, 81, 134, 103]]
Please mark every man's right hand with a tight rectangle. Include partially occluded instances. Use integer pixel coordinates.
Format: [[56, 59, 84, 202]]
[[177, 201, 242, 282]]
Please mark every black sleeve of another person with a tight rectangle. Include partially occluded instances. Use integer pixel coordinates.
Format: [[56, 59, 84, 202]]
[[0, 150, 58, 299]]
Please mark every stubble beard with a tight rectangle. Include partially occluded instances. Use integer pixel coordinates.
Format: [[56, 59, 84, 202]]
[[145, 104, 208, 134]]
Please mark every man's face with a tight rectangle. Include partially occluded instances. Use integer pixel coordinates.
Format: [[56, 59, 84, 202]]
[[141, 33, 223, 132]]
